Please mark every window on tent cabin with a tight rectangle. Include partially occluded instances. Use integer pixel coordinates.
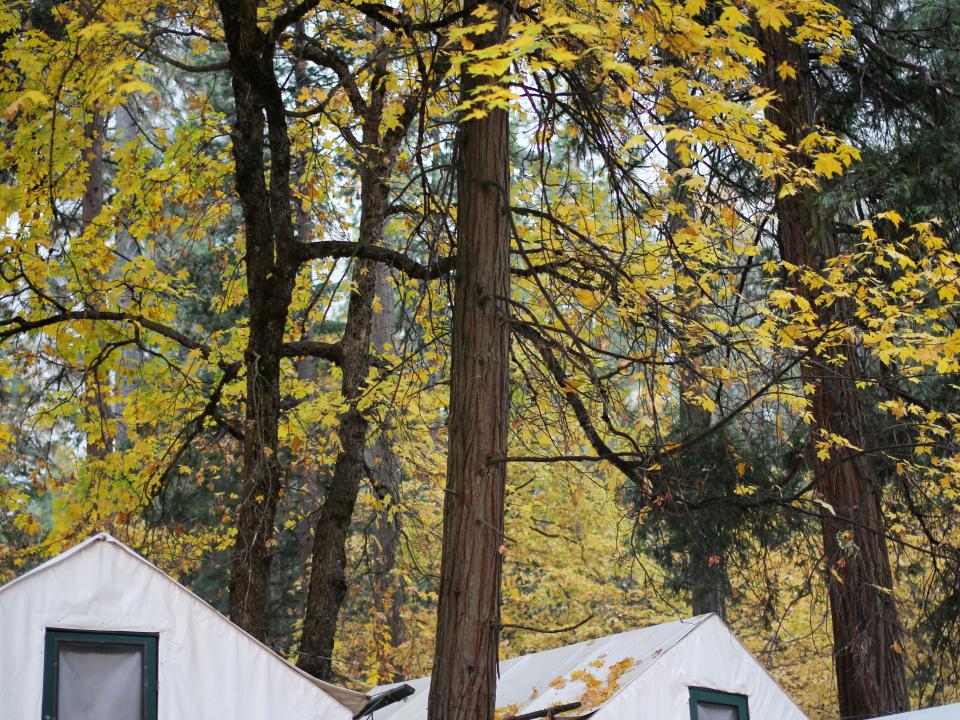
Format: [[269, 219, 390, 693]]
[[41, 629, 158, 720], [688, 687, 750, 720]]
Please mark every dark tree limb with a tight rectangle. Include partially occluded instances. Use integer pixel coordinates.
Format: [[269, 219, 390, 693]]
[[295, 240, 453, 279]]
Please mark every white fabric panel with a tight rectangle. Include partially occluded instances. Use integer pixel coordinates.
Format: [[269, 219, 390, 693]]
[[696, 702, 738, 720], [369, 615, 809, 720], [59, 645, 142, 720], [594, 615, 808, 720], [368, 617, 704, 720], [0, 535, 357, 720], [879, 704, 960, 719]]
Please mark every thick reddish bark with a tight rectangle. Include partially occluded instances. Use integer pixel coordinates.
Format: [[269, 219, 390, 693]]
[[759, 27, 909, 717], [427, 2, 511, 718]]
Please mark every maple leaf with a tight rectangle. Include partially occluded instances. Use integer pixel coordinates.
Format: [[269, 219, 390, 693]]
[[776, 61, 797, 80], [938, 284, 959, 303], [814, 153, 844, 178], [875, 210, 903, 228], [756, 1, 790, 30]]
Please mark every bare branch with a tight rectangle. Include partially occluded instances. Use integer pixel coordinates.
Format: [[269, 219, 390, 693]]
[[279, 339, 343, 363], [295, 240, 453, 280], [1, 310, 209, 356], [294, 43, 368, 116], [498, 614, 594, 634]]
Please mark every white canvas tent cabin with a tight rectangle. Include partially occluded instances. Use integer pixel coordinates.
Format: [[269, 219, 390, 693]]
[[879, 704, 960, 719], [0, 533, 404, 720], [369, 614, 809, 720]]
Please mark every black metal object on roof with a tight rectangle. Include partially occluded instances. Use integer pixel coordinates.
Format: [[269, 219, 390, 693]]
[[354, 683, 416, 718], [504, 701, 583, 720]]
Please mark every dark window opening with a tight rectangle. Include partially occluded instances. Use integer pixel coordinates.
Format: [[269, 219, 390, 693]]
[[42, 629, 158, 720], [689, 687, 750, 720]]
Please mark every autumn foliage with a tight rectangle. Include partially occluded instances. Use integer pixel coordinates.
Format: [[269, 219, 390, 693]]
[[1, 0, 959, 717]]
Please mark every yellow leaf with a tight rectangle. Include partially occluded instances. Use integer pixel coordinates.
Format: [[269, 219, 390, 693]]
[[117, 80, 155, 96], [770, 289, 794, 310], [814, 153, 844, 178], [875, 210, 903, 228], [755, 1, 790, 30], [544, 46, 579, 66], [938, 283, 959, 303], [3, 90, 48, 120], [576, 288, 596, 306], [776, 61, 797, 81]]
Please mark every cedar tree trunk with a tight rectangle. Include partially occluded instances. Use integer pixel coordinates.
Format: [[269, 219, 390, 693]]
[[759, 26, 909, 717], [426, 1, 511, 717]]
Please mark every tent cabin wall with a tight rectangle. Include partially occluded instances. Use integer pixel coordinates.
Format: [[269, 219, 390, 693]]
[[0, 534, 356, 720], [878, 704, 960, 719], [592, 615, 807, 720], [367, 615, 808, 720]]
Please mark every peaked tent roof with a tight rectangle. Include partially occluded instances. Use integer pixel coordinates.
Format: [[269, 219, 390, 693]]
[[369, 614, 803, 720], [879, 704, 960, 719], [369, 615, 709, 720], [0, 533, 371, 717]]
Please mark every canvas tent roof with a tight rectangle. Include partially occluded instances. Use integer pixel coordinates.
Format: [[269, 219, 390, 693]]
[[879, 704, 960, 719], [369, 614, 808, 720], [0, 533, 373, 719]]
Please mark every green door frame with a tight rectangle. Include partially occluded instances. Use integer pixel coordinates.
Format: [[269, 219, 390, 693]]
[[688, 687, 750, 720], [42, 629, 158, 720]]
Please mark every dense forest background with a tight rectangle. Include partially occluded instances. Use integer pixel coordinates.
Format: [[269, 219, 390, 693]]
[[1, 0, 959, 718]]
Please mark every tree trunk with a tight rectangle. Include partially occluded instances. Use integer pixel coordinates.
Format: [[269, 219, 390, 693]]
[[759, 26, 909, 718], [218, 0, 299, 640], [297, 168, 381, 678], [296, 38, 420, 679], [368, 265, 406, 676], [113, 100, 144, 449], [664, 84, 730, 620], [81, 109, 104, 231], [690, 568, 727, 618], [82, 106, 112, 459], [297, 65, 391, 672], [427, 1, 511, 717]]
